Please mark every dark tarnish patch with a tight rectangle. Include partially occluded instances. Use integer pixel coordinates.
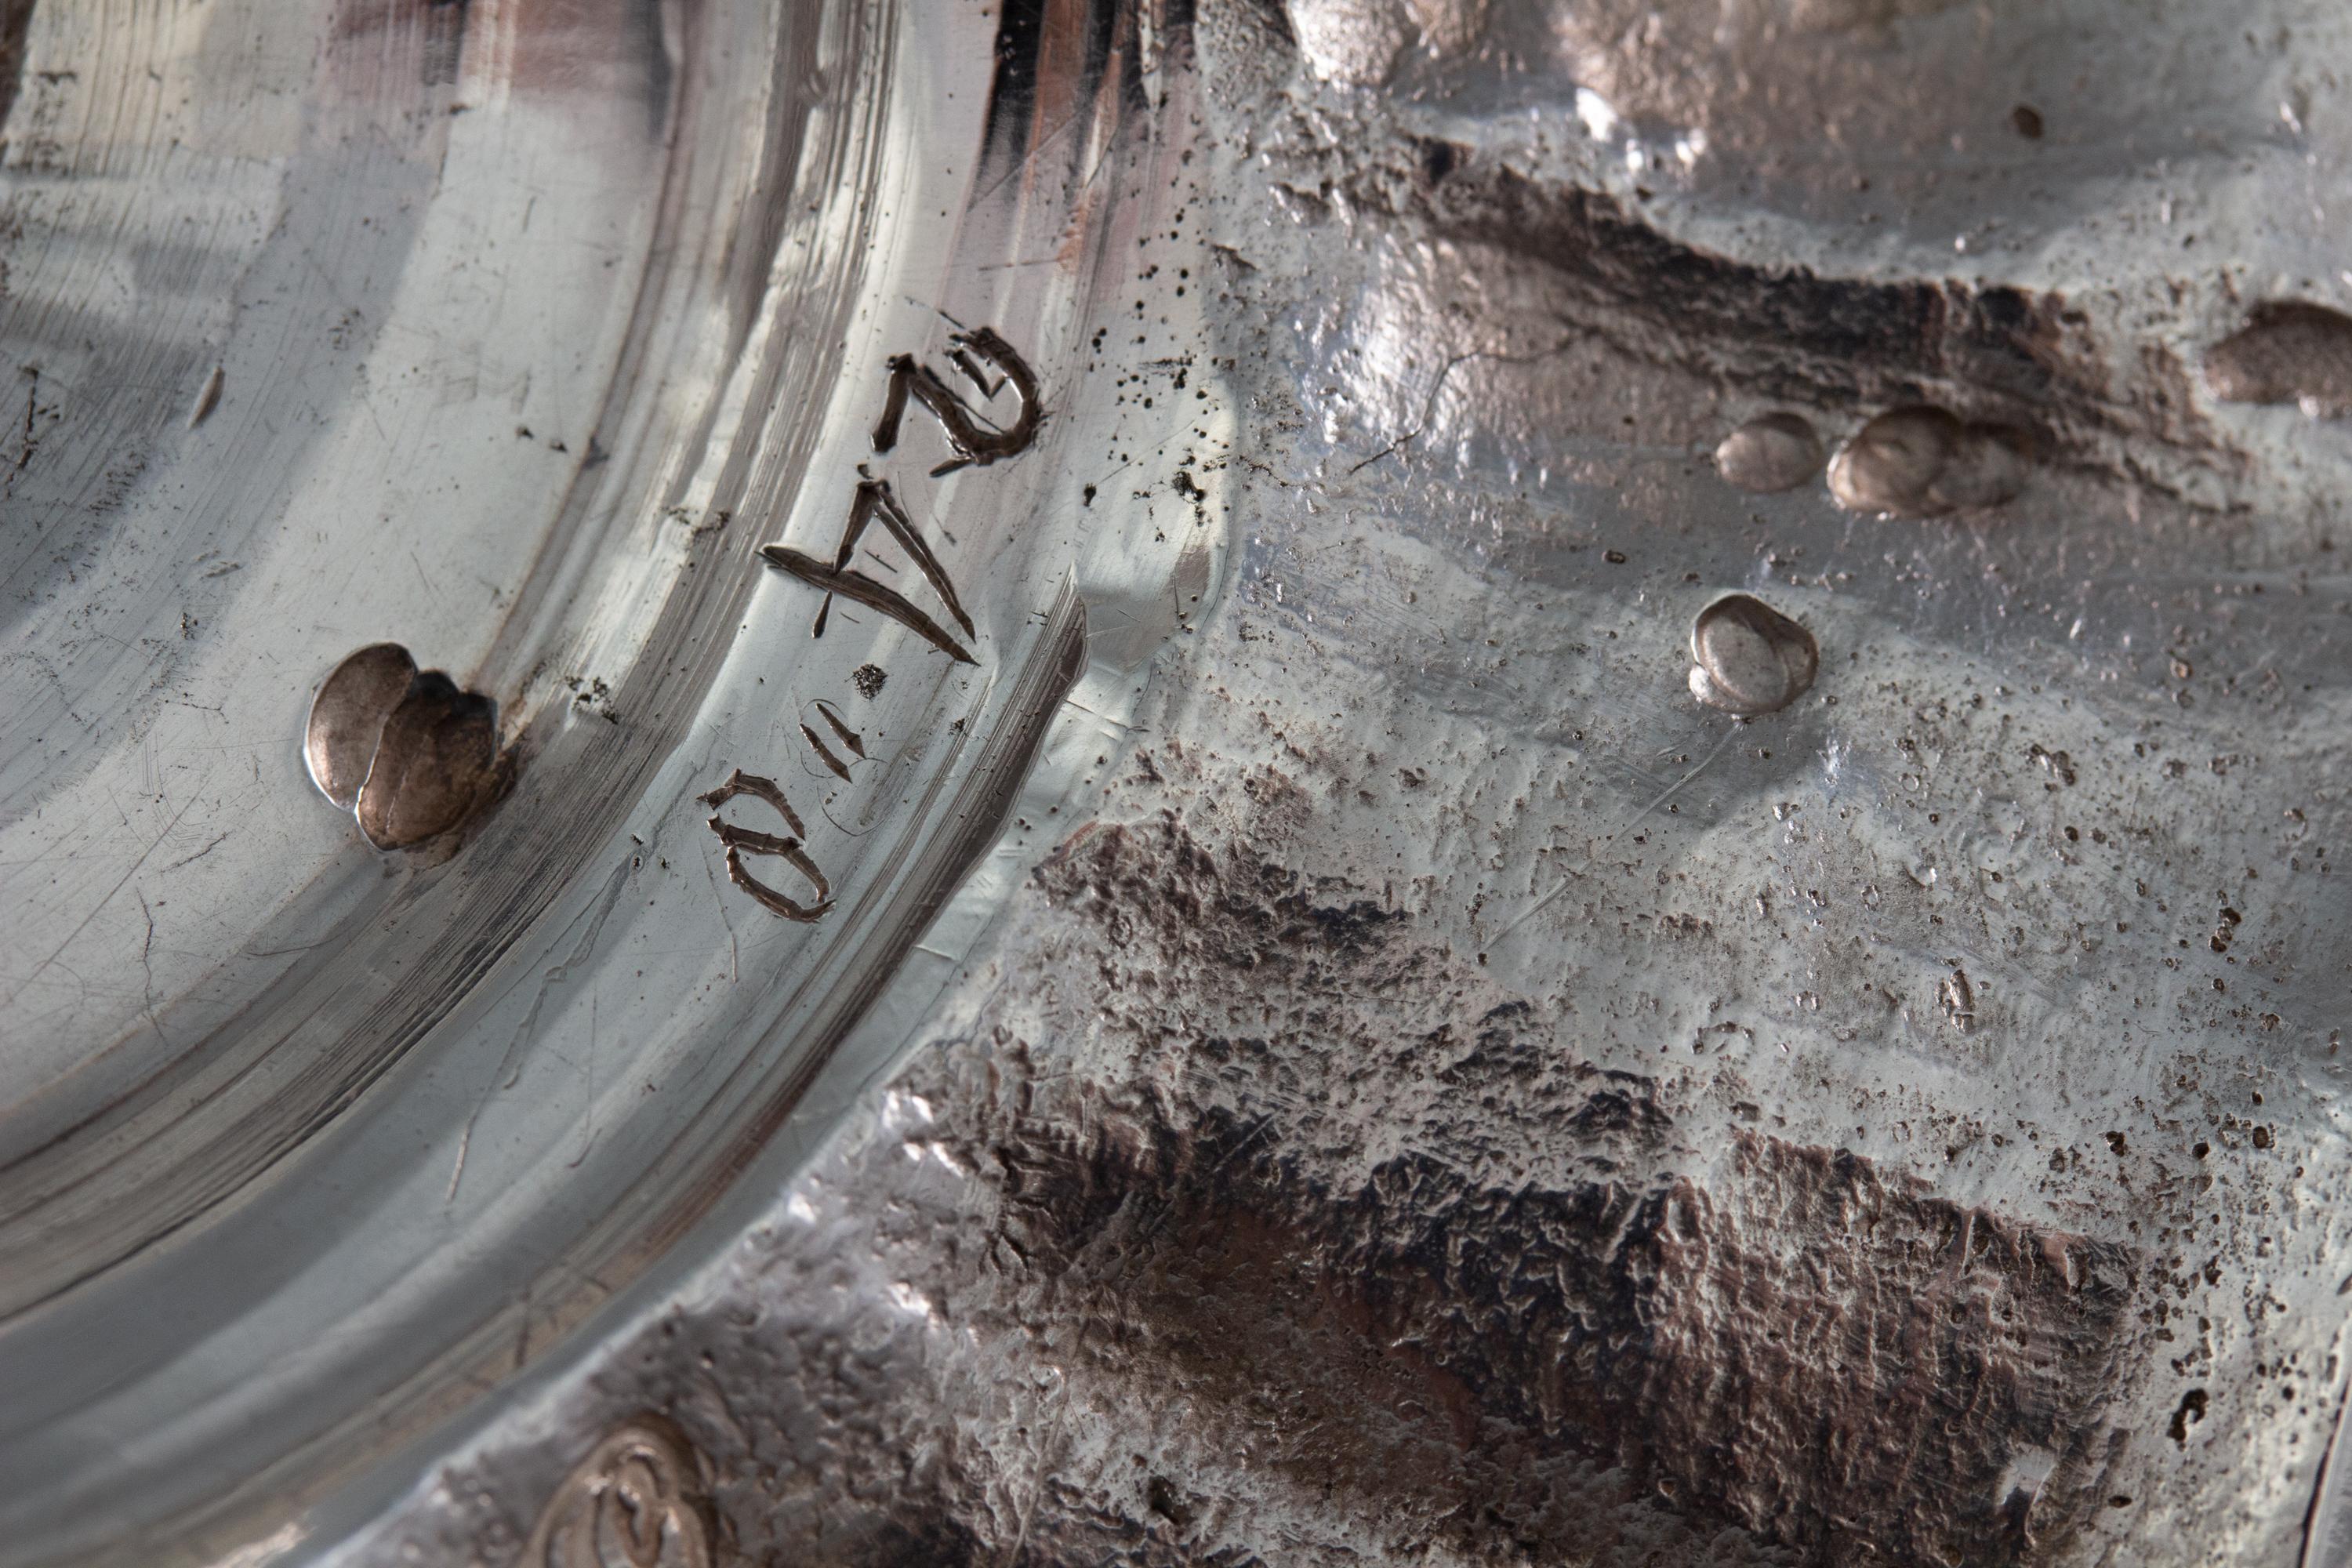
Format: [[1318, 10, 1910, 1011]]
[[1415, 167, 2069, 408], [2203, 302, 2352, 417], [931, 810, 2140, 1566], [0, 0, 34, 134], [354, 673, 500, 850], [1626, 1140, 2136, 1565], [1352, 148, 2225, 492], [328, 0, 471, 93], [307, 644, 510, 850]]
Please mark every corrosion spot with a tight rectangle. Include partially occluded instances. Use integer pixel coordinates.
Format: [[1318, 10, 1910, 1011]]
[[2169, 1387, 2208, 1446], [2204, 301, 2352, 417]]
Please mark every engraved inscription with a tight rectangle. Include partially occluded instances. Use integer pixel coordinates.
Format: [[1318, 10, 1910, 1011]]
[[871, 325, 1040, 474], [815, 699, 866, 757], [718, 325, 1039, 917], [797, 699, 869, 781], [700, 769, 833, 923], [524, 1417, 711, 1568], [800, 723, 851, 780], [760, 473, 978, 664], [757, 325, 1039, 668]]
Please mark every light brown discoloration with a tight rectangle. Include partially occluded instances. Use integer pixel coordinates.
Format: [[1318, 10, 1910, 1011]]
[[304, 642, 417, 811], [354, 672, 499, 850], [2204, 303, 2352, 419], [306, 644, 503, 849]]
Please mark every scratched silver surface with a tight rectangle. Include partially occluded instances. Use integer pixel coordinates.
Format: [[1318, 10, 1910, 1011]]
[[8, 0, 2352, 1563]]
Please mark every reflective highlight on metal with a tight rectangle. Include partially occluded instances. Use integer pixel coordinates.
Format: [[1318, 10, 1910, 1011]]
[[0, 0, 1195, 1554], [306, 645, 506, 851], [1687, 593, 1818, 717], [9, 0, 2352, 1563], [1827, 405, 2033, 519]]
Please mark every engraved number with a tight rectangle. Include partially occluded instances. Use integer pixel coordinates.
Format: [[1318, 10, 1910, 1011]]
[[719, 325, 1040, 920], [871, 325, 1040, 474], [760, 474, 977, 664], [757, 326, 1039, 667], [700, 769, 832, 923]]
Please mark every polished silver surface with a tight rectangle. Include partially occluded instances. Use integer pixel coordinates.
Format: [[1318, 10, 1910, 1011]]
[[9, 0, 2352, 1563], [2, 0, 1201, 1553], [305, 644, 423, 815]]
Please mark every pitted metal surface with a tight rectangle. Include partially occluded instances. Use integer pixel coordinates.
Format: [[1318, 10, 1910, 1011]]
[[8, 0, 2352, 1563]]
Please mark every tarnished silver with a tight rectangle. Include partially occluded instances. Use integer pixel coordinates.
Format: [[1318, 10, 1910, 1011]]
[[1826, 405, 2033, 518], [304, 644, 506, 851], [1714, 412, 1825, 495], [304, 645, 423, 814], [11, 0, 2352, 1564], [1688, 593, 1819, 717]]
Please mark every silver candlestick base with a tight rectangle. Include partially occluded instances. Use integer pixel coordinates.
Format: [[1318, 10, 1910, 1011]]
[[5, 0, 2351, 1563]]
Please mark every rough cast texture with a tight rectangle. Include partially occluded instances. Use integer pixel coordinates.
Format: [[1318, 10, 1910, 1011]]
[[336, 0, 2352, 1561], [357, 750, 2144, 1568], [899, 760, 2140, 1566]]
